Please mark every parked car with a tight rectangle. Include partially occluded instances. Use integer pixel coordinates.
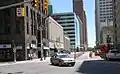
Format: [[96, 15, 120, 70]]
[[106, 49, 120, 60], [50, 53, 75, 66]]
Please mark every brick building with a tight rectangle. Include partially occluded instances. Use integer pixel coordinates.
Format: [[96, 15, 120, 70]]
[[73, 0, 88, 46]]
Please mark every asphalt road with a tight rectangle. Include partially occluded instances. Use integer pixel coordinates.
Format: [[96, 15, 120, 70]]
[[0, 52, 120, 74]]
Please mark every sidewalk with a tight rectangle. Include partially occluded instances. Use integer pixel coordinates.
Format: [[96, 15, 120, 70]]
[[0, 57, 50, 66], [70, 51, 85, 59], [0, 52, 84, 66]]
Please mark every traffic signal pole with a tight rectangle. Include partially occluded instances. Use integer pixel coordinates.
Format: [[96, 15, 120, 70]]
[[0, 1, 32, 10]]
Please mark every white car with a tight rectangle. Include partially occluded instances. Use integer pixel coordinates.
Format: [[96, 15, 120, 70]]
[[50, 53, 75, 66], [106, 49, 120, 60]]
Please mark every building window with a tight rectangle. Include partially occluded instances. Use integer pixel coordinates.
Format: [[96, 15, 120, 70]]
[[115, 24, 117, 28], [100, 20, 105, 22], [69, 36, 75, 38], [27, 22, 29, 34], [26, 6, 28, 17], [16, 20, 21, 34], [31, 9, 34, 35], [67, 32, 75, 34], [70, 39, 75, 41], [100, 8, 102, 10], [33, 11, 36, 35]]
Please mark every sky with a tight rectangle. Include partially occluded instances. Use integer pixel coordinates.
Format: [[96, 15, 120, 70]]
[[50, 0, 95, 47]]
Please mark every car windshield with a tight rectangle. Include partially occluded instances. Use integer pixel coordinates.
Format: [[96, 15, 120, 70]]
[[58, 54, 71, 58]]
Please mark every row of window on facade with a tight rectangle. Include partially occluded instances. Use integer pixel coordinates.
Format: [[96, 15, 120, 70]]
[[53, 14, 74, 17], [58, 21, 74, 24], [100, 19, 113, 22], [100, 16, 113, 19], [99, 7, 112, 10], [99, 4, 112, 7], [100, 10, 113, 13], [100, 13, 113, 16], [56, 18, 74, 20], [62, 25, 74, 27], [99, 1, 112, 4]]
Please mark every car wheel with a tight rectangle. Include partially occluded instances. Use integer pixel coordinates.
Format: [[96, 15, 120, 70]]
[[69, 63, 75, 67], [51, 62, 54, 65], [50, 60, 54, 65], [71, 63, 75, 66], [59, 61, 62, 66]]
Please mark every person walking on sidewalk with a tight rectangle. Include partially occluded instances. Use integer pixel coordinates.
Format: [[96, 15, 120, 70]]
[[89, 51, 93, 58]]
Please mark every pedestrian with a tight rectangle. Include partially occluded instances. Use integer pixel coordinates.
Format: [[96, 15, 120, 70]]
[[28, 53, 31, 60], [89, 51, 92, 58]]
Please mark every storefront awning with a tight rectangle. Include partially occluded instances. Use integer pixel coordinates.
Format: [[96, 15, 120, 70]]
[[26, 44, 37, 49]]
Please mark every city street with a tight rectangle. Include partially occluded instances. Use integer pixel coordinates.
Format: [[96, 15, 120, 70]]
[[0, 52, 120, 74]]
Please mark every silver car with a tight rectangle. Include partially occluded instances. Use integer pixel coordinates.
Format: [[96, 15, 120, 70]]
[[106, 49, 120, 60], [50, 53, 75, 66]]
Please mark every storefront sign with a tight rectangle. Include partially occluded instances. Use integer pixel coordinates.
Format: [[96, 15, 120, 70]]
[[0, 44, 11, 48], [16, 46, 22, 49]]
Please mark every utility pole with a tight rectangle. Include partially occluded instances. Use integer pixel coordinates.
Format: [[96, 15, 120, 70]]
[[40, 27, 43, 61], [40, 1, 43, 61]]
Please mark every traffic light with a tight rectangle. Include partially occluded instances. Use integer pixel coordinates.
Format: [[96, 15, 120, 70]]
[[43, 0, 48, 11], [32, 0, 38, 8], [21, 8, 25, 16]]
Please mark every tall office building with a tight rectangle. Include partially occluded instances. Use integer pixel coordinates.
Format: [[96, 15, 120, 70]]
[[113, 0, 120, 49], [48, 0, 53, 15], [73, 0, 88, 46], [52, 12, 81, 49], [95, 0, 113, 43]]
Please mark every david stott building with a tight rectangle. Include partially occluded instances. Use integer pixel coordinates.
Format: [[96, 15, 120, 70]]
[[47, 16, 64, 56]]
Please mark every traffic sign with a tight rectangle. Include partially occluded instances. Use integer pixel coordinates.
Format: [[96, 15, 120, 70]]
[[16, 8, 24, 17]]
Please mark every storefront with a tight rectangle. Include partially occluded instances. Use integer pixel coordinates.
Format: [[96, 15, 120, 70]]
[[26, 43, 38, 60], [0, 44, 24, 61], [0, 44, 12, 61], [43, 47, 50, 57]]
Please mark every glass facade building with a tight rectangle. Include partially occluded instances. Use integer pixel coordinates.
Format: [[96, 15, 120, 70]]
[[52, 12, 81, 49]]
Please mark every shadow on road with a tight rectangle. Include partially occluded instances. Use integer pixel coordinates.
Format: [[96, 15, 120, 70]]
[[76, 60, 120, 74], [49, 64, 74, 67]]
